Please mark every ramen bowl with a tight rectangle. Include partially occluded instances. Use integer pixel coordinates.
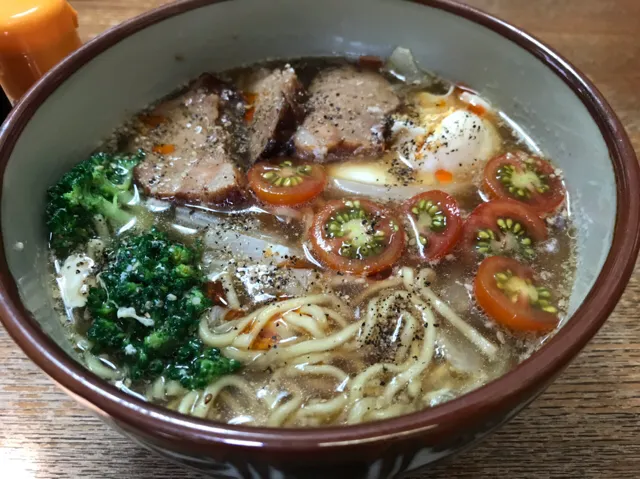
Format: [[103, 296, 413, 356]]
[[0, 0, 638, 478]]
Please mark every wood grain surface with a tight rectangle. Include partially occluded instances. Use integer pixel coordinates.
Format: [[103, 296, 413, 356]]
[[1, 1, 639, 478]]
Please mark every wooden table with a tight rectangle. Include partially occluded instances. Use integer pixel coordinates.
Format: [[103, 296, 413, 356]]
[[1, 1, 639, 478]]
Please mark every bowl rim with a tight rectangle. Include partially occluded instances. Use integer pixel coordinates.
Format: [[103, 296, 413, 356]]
[[0, 0, 638, 452]]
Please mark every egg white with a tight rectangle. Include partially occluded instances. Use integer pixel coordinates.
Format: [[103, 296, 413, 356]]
[[391, 91, 501, 181]]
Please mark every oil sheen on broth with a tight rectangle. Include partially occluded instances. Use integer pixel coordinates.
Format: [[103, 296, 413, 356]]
[[48, 49, 575, 427]]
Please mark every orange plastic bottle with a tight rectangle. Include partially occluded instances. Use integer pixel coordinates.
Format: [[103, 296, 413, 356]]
[[0, 0, 82, 104]]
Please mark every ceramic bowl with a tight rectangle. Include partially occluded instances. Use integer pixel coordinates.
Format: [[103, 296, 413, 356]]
[[0, 1, 638, 478]]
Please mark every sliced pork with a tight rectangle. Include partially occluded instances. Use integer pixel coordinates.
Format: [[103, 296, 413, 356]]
[[240, 66, 305, 163], [133, 75, 245, 207], [293, 65, 400, 162]]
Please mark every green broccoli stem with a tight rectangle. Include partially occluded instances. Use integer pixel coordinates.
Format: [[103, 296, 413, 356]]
[[97, 196, 154, 234], [97, 196, 136, 227], [116, 189, 135, 205], [98, 182, 132, 202]]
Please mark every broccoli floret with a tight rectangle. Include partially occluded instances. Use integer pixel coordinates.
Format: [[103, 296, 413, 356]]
[[166, 339, 241, 390], [86, 317, 126, 353], [46, 150, 148, 256], [85, 229, 241, 388]]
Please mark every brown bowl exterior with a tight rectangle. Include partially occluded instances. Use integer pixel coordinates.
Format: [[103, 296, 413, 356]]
[[0, 1, 638, 478], [106, 382, 548, 478]]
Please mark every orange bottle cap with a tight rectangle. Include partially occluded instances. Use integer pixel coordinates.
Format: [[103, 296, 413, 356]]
[[0, 0, 79, 52]]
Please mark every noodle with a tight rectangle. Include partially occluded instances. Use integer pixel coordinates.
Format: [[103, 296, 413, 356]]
[[295, 394, 349, 418], [382, 303, 436, 402], [340, 289, 437, 421], [418, 284, 497, 358], [282, 311, 326, 338], [267, 397, 304, 427], [352, 276, 404, 305], [146, 376, 186, 401], [253, 321, 363, 367], [163, 268, 500, 425], [403, 267, 498, 359], [85, 352, 121, 380], [347, 397, 378, 424], [273, 364, 350, 384], [187, 376, 256, 418]]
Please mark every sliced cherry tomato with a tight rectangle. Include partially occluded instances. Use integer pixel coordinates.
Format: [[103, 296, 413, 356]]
[[462, 200, 547, 261], [483, 151, 565, 214], [247, 159, 326, 206], [310, 199, 405, 275], [403, 190, 462, 261], [475, 256, 560, 333]]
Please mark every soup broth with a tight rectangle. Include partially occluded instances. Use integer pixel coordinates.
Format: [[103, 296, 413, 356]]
[[48, 50, 575, 427]]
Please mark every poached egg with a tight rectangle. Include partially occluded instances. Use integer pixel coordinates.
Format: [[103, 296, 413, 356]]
[[327, 89, 501, 192]]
